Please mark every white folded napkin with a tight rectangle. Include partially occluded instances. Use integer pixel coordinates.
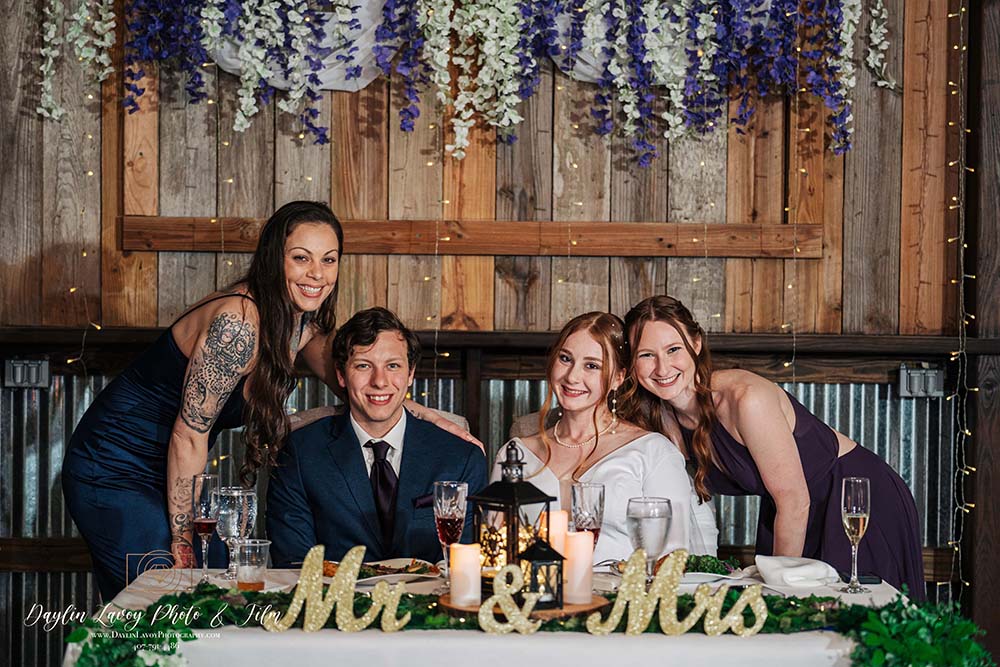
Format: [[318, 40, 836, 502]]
[[752, 555, 841, 588]]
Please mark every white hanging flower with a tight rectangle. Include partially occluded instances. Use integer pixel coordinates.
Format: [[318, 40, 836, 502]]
[[864, 0, 897, 90], [418, 0, 456, 107], [276, 0, 319, 116], [233, 0, 282, 132], [835, 0, 861, 94], [38, 0, 66, 120], [448, 0, 524, 157], [643, 0, 689, 140], [200, 0, 229, 55]]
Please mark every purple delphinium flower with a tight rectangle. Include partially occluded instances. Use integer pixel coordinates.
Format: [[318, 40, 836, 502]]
[[123, 0, 212, 112]]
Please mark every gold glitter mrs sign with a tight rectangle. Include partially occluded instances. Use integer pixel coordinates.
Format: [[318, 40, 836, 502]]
[[586, 550, 768, 637], [262, 545, 411, 633]]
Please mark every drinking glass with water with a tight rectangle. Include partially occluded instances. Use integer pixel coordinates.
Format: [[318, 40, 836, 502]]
[[626, 497, 672, 582]]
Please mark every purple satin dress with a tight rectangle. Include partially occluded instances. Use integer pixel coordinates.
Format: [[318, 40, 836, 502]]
[[681, 391, 925, 600]]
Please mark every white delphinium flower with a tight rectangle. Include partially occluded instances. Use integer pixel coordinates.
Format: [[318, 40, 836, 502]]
[[865, 0, 897, 90], [419, 0, 456, 107], [38, 0, 66, 119], [644, 0, 689, 140], [277, 0, 316, 116], [200, 0, 229, 54], [234, 0, 282, 131], [448, 0, 524, 158]]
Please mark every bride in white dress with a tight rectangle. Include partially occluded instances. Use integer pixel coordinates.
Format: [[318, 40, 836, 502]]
[[491, 312, 718, 565]]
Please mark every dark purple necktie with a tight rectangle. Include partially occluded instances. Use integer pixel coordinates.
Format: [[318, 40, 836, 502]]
[[365, 440, 398, 546]]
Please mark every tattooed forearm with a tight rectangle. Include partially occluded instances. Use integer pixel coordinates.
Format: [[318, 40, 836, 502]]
[[169, 474, 193, 538], [181, 313, 256, 433]]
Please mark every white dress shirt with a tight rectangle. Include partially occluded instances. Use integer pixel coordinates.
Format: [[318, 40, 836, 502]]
[[350, 411, 406, 477]]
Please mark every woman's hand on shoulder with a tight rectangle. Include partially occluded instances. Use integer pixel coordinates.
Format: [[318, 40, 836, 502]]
[[405, 400, 485, 452]]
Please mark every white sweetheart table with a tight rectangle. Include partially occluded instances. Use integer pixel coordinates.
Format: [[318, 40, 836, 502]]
[[64, 568, 903, 667]]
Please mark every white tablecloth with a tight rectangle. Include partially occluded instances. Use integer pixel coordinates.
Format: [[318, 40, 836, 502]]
[[65, 568, 904, 667]]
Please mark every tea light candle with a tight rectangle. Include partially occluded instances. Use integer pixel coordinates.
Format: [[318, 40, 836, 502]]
[[549, 510, 569, 556], [450, 543, 481, 607], [564, 530, 594, 604]]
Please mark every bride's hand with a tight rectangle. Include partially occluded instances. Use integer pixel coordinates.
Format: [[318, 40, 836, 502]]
[[405, 400, 485, 452]]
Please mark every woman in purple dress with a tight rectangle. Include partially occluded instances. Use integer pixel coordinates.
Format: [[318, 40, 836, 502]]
[[618, 295, 925, 599]]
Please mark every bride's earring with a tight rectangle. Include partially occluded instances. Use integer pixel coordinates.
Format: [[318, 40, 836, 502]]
[[611, 391, 618, 433]]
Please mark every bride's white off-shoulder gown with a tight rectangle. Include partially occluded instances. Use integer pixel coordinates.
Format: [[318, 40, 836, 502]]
[[491, 434, 719, 564]]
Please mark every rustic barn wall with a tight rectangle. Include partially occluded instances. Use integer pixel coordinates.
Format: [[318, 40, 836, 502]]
[[0, 2, 963, 336]]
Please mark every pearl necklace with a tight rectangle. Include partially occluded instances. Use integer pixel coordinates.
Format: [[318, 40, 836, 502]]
[[553, 417, 619, 448]]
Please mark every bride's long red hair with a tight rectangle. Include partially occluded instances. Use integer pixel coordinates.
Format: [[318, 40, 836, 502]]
[[617, 295, 718, 501]]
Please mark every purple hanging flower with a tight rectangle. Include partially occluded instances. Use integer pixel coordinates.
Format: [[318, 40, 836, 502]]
[[123, 0, 211, 113]]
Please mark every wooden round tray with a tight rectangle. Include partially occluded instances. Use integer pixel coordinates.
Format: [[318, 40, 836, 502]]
[[439, 593, 609, 621]]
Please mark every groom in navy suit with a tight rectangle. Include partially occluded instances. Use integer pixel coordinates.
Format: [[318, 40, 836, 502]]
[[266, 307, 487, 567]]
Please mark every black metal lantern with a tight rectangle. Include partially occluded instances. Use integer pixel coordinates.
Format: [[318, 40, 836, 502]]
[[518, 539, 564, 609], [468, 441, 556, 582]]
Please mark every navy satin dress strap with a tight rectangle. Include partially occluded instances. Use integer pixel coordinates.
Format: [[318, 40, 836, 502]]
[[62, 293, 255, 600], [680, 391, 926, 600]]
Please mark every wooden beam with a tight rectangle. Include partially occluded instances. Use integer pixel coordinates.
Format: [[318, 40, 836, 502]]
[[120, 216, 823, 258]]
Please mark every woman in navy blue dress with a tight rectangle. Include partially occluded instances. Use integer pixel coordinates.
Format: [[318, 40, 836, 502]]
[[619, 296, 925, 600], [62, 201, 474, 601]]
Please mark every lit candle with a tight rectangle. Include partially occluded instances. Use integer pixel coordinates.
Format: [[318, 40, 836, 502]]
[[450, 543, 481, 607], [564, 530, 594, 604], [548, 510, 569, 556]]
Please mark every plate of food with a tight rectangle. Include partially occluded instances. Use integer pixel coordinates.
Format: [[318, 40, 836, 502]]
[[322, 558, 441, 584], [608, 554, 744, 583]]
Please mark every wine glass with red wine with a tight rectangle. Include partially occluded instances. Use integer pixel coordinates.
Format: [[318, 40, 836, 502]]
[[433, 481, 468, 584], [191, 474, 220, 585]]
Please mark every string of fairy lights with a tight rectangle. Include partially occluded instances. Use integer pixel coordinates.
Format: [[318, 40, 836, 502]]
[[945, 0, 974, 598]]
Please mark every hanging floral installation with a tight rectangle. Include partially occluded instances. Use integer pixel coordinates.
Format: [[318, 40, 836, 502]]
[[37, 0, 898, 162]]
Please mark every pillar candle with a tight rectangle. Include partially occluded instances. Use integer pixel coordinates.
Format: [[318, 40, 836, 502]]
[[564, 530, 594, 604], [548, 510, 569, 556], [450, 543, 481, 607]]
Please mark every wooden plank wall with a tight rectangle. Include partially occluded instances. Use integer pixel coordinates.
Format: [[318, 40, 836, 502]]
[[0, 0, 965, 337]]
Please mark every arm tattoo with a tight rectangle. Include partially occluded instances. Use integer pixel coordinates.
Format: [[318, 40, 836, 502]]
[[181, 313, 256, 433], [169, 475, 193, 543]]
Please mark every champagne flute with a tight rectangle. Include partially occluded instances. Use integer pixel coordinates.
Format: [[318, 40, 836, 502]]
[[571, 482, 605, 546], [191, 474, 220, 585], [433, 481, 468, 583], [840, 477, 871, 594], [216, 487, 258, 581], [626, 497, 672, 583]]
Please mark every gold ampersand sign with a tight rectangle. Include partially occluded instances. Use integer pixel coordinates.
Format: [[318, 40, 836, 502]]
[[477, 565, 542, 635], [262, 545, 411, 633], [585, 549, 768, 637]]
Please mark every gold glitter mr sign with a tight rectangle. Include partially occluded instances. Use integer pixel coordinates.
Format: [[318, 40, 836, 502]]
[[262, 545, 411, 633], [586, 550, 768, 637]]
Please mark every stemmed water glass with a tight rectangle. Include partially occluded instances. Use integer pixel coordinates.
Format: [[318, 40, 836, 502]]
[[571, 482, 605, 546], [216, 487, 258, 581], [433, 481, 468, 582], [191, 474, 220, 585], [626, 497, 672, 582], [840, 477, 871, 594]]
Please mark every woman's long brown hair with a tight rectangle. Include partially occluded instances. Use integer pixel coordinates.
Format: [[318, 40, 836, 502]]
[[239, 201, 343, 486], [617, 295, 717, 501], [535, 312, 629, 481]]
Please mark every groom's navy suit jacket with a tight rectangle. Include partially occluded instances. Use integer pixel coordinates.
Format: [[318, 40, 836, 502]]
[[266, 412, 487, 567]]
